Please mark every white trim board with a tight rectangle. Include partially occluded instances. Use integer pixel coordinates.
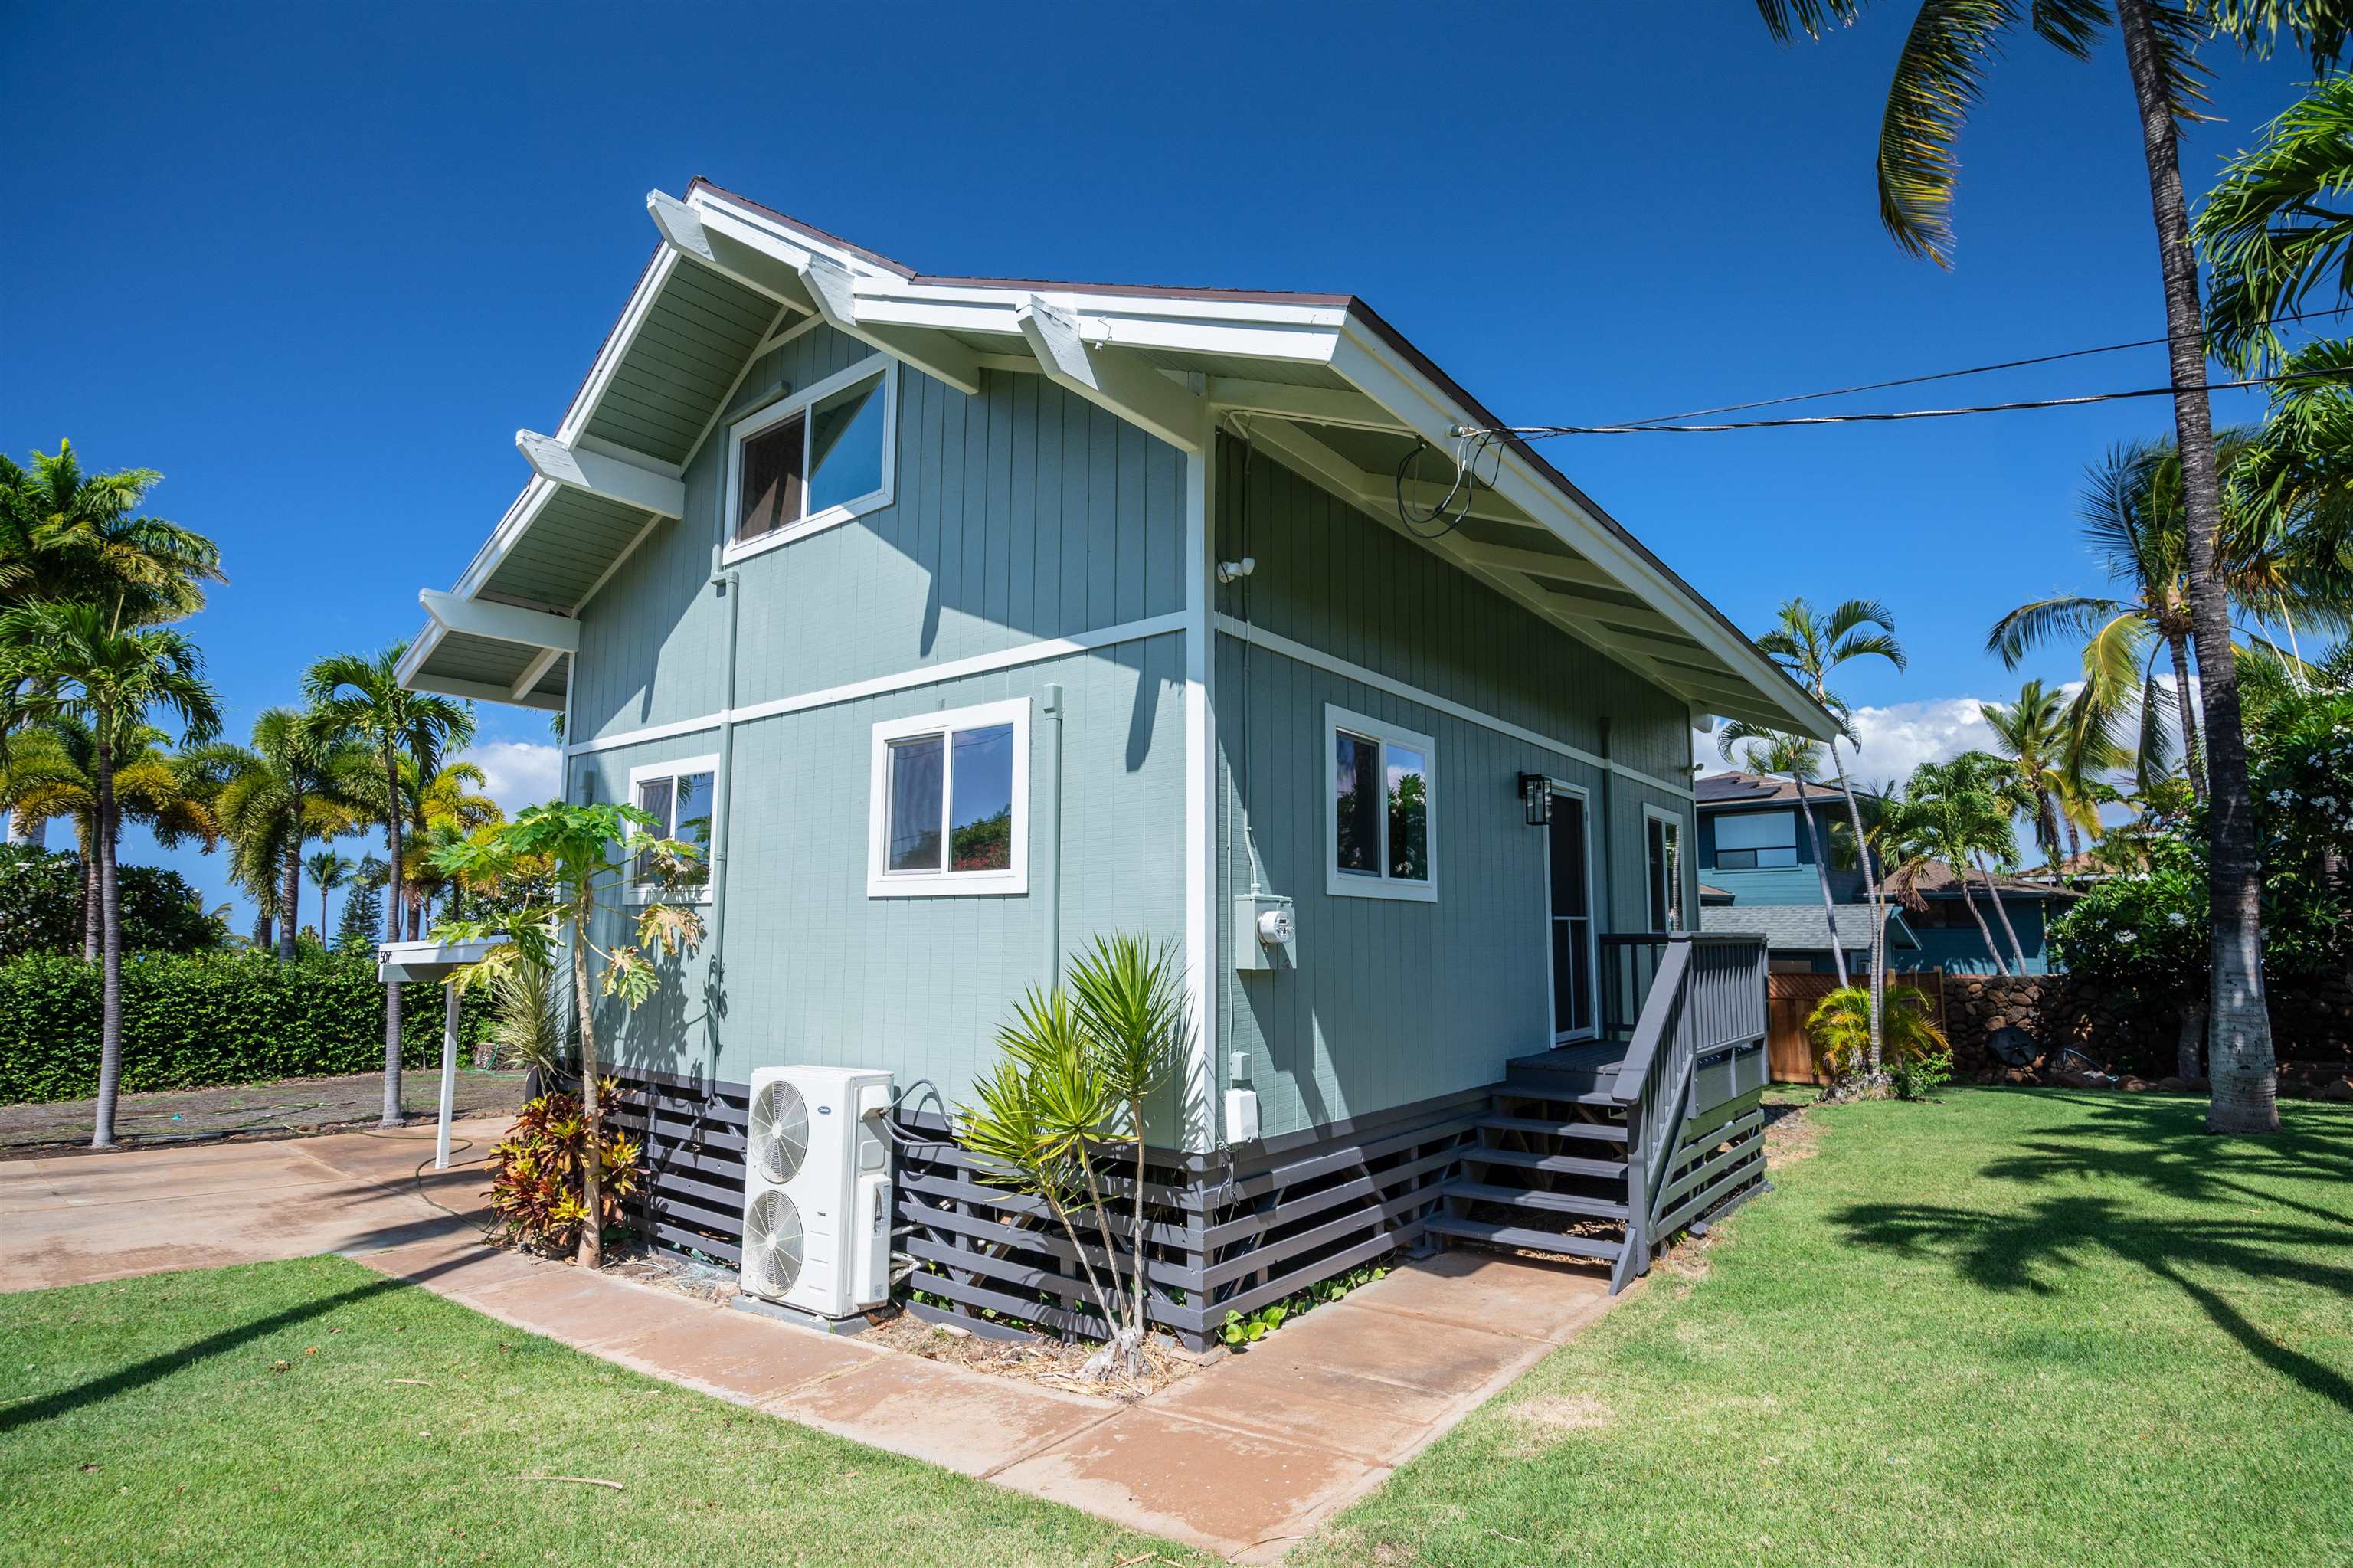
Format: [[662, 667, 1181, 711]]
[[1212, 613, 1694, 801], [564, 610, 1191, 758]]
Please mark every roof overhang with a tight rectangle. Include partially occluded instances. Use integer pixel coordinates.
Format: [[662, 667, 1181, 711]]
[[400, 178, 1838, 738]]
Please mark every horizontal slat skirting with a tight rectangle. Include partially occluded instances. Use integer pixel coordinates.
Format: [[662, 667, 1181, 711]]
[[896, 1170, 1197, 1251], [899, 1193, 1204, 1292], [1655, 1157, 1766, 1239], [1199, 1141, 1469, 1250], [624, 1142, 745, 1183], [1217, 1115, 1485, 1205], [1198, 1228, 1417, 1324], [1199, 1184, 1447, 1292], [640, 1168, 743, 1213], [1657, 1126, 1766, 1213], [650, 1220, 740, 1265]]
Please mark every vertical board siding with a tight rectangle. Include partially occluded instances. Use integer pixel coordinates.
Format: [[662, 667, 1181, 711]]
[[571, 325, 1186, 745], [1212, 438, 1701, 1138], [581, 637, 1187, 1130]]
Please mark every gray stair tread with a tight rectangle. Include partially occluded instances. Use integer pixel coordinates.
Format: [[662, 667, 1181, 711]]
[[1479, 1115, 1628, 1144], [1468, 1146, 1628, 1179], [1445, 1180, 1629, 1219], [1423, 1216, 1624, 1262]]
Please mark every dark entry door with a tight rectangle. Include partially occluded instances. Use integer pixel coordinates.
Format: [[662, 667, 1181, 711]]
[[1550, 791, 1595, 1041]]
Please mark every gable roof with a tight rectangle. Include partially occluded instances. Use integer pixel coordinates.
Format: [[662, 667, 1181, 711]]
[[1700, 902, 1919, 953], [1693, 771, 1874, 808], [1885, 861, 2078, 902], [398, 180, 1840, 739]]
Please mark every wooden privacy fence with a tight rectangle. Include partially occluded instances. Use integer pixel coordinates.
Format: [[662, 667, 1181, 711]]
[[1765, 970, 1946, 1084]]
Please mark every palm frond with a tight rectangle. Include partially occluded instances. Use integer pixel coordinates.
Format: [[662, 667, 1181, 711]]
[[2196, 70, 2353, 368], [1986, 595, 2132, 666], [1756, 0, 1868, 43], [1876, 0, 2021, 266]]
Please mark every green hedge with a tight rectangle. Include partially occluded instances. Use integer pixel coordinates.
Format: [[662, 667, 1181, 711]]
[[0, 951, 494, 1105]]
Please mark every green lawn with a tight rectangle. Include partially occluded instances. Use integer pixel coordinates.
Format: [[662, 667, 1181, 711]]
[[1298, 1086, 2353, 1568], [0, 1256, 1202, 1567]]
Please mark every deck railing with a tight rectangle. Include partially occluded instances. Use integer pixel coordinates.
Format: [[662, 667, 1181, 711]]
[[1604, 932, 1770, 1288]]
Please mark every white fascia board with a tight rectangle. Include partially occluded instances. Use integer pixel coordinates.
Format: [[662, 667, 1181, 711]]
[[420, 589, 580, 653], [515, 430, 685, 518], [554, 244, 682, 447], [1327, 320, 1837, 741], [796, 254, 984, 396], [394, 620, 443, 687], [1015, 296, 1205, 453], [646, 190, 818, 313]]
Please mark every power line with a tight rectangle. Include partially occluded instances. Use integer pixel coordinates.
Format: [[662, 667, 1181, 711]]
[[1478, 365, 2353, 437], [1614, 304, 2353, 427]]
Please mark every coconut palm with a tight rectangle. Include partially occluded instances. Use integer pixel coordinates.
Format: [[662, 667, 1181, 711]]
[[1750, 597, 1905, 1069], [398, 760, 502, 937], [1980, 679, 2113, 872], [1719, 725, 1849, 986], [1896, 755, 2025, 976], [305, 849, 357, 946], [302, 647, 474, 1127], [0, 716, 219, 957], [0, 603, 218, 1147], [0, 443, 224, 625], [185, 708, 375, 962], [1753, 1, 2343, 1136]]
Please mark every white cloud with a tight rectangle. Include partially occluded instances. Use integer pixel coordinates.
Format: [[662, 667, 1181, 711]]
[[1696, 683, 2105, 792], [463, 740, 562, 813]]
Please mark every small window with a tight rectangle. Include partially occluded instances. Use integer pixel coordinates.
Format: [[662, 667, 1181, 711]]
[[725, 356, 896, 561], [869, 699, 1029, 897], [1713, 808, 1796, 870], [1645, 807, 1684, 932], [627, 755, 718, 901], [1325, 705, 1436, 902]]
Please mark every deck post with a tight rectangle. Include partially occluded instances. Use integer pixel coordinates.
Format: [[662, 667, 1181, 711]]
[[435, 980, 460, 1170]]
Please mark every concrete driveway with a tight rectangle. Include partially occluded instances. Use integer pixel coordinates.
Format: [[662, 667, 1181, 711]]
[[0, 1115, 511, 1292]]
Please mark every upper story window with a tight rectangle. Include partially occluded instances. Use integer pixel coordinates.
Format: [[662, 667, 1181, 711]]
[[627, 755, 718, 902], [1325, 704, 1435, 902], [868, 698, 1029, 898], [1713, 808, 1797, 870], [725, 355, 896, 563]]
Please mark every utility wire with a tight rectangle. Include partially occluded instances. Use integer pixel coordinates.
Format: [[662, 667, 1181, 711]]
[[1615, 303, 2353, 427], [1471, 365, 2353, 437]]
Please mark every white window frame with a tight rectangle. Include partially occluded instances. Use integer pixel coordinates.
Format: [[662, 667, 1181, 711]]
[[1644, 803, 1686, 933], [1323, 703, 1438, 903], [867, 697, 1030, 899], [721, 353, 898, 565], [625, 753, 720, 904]]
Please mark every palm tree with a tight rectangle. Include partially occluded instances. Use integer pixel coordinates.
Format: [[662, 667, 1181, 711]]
[[185, 708, 375, 962], [1752, 1, 2338, 1136], [0, 716, 219, 957], [1903, 755, 2026, 976], [1752, 597, 1905, 1071], [1981, 679, 2111, 873], [306, 849, 356, 943], [302, 647, 473, 1128], [0, 443, 225, 625], [0, 602, 218, 1147], [398, 760, 502, 938], [1720, 725, 1849, 985]]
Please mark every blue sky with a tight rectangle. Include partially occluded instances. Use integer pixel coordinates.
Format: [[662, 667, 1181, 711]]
[[0, 2, 2324, 931]]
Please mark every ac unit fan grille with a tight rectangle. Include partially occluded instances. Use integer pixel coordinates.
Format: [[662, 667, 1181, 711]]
[[749, 1080, 811, 1185], [745, 1188, 806, 1298]]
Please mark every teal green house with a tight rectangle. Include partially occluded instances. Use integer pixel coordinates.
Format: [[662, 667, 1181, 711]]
[[1694, 771, 2070, 976], [397, 181, 1838, 1343]]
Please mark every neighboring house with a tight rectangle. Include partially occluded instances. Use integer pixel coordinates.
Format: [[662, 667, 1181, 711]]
[[1694, 770, 2072, 976], [395, 181, 1835, 1342]]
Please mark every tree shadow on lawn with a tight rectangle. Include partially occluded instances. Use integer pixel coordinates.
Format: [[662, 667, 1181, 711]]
[[1829, 1092, 2353, 1413]]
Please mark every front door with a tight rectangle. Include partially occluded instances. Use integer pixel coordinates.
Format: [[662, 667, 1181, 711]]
[[1550, 790, 1595, 1042]]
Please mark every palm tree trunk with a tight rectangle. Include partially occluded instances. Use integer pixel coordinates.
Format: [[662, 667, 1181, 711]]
[[2040, 793, 2066, 876], [380, 742, 405, 1128], [1976, 855, 2031, 973], [1826, 743, 1886, 1076], [279, 833, 302, 962], [90, 732, 124, 1150], [78, 818, 99, 962], [1792, 778, 1849, 987], [2167, 634, 2204, 798], [1952, 874, 2009, 978], [569, 903, 603, 1270], [2116, 0, 2277, 1134]]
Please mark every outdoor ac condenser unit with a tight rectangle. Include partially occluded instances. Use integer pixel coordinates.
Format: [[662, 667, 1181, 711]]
[[739, 1065, 895, 1321]]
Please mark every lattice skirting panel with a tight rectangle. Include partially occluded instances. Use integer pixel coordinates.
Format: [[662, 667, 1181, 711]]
[[604, 1066, 1493, 1352]]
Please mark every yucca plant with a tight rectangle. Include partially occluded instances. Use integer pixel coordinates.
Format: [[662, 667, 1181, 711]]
[[1806, 984, 1949, 1101], [958, 934, 1189, 1383]]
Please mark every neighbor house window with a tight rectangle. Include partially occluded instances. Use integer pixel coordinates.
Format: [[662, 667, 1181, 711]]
[[1644, 807, 1684, 931], [1324, 705, 1436, 902], [868, 698, 1029, 897], [725, 355, 896, 561], [627, 755, 718, 901], [1713, 808, 1797, 869]]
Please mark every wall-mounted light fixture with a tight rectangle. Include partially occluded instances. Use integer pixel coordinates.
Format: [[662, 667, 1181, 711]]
[[1519, 772, 1552, 827]]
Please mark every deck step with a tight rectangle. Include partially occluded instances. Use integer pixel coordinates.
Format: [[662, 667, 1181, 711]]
[[1443, 1180, 1629, 1220], [1466, 1146, 1628, 1180], [1478, 1115, 1628, 1144], [1422, 1215, 1624, 1262]]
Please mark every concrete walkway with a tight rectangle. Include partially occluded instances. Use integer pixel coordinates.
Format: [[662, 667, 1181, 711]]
[[1, 1120, 1615, 1561]]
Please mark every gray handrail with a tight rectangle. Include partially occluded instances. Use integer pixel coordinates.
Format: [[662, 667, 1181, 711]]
[[1608, 935, 1692, 1111]]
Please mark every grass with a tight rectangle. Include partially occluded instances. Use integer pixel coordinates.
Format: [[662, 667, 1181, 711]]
[[0, 1255, 1203, 1567], [1297, 1086, 2353, 1568]]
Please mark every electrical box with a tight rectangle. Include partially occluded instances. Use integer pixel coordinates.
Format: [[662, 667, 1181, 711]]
[[1232, 894, 1296, 971], [1224, 1087, 1262, 1145]]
